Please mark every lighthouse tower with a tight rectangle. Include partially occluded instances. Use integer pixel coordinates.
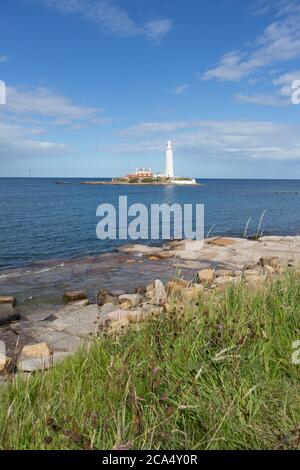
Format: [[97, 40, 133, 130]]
[[165, 140, 174, 178]]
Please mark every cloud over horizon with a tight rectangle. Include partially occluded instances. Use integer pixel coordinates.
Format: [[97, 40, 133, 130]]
[[115, 119, 300, 162]]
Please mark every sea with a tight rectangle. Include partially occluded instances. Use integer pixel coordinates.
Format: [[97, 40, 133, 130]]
[[1, 177, 300, 271]]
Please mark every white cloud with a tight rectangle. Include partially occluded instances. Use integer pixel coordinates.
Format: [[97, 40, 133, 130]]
[[5, 85, 101, 121], [0, 55, 8, 63], [173, 84, 189, 95], [0, 84, 113, 160], [32, 0, 172, 43], [118, 120, 191, 137], [116, 119, 300, 161], [234, 92, 287, 106], [0, 120, 69, 159], [203, 2, 300, 81]]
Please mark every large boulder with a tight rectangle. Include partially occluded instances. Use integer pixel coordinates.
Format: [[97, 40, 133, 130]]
[[197, 268, 215, 284], [165, 279, 190, 296], [180, 287, 203, 302], [17, 342, 52, 372], [0, 304, 19, 325], [215, 275, 242, 286], [97, 288, 117, 306], [146, 280, 167, 306], [0, 354, 11, 373], [63, 291, 87, 303], [0, 296, 16, 307], [118, 293, 142, 308]]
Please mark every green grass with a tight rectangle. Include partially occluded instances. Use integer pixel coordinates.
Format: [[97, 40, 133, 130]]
[[1, 272, 300, 450]]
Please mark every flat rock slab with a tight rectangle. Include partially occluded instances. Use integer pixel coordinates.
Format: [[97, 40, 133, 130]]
[[50, 305, 100, 338], [37, 329, 88, 353], [207, 237, 238, 247], [118, 245, 163, 254], [10, 321, 90, 353], [54, 299, 92, 319], [18, 351, 72, 372]]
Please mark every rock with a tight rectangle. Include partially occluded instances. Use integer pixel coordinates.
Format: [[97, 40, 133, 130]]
[[146, 280, 167, 306], [118, 244, 162, 254], [17, 351, 71, 372], [166, 278, 189, 290], [134, 286, 147, 295], [0, 354, 11, 373], [20, 306, 57, 322], [244, 268, 261, 276], [180, 287, 202, 302], [165, 281, 183, 296], [148, 256, 159, 261], [0, 327, 37, 365], [264, 265, 275, 274], [215, 275, 242, 286], [103, 308, 144, 334], [118, 294, 141, 308], [140, 303, 164, 316], [156, 252, 175, 259], [17, 342, 52, 372], [167, 239, 186, 250], [270, 258, 284, 272], [165, 279, 190, 297], [258, 256, 275, 267], [106, 308, 142, 323], [37, 329, 85, 353], [119, 301, 131, 310], [97, 288, 117, 306], [207, 237, 236, 247], [51, 305, 100, 338], [63, 291, 87, 303], [244, 273, 266, 285], [54, 299, 90, 319], [175, 250, 203, 261], [197, 269, 215, 284], [216, 270, 239, 278], [0, 296, 16, 307], [146, 283, 155, 292], [20, 342, 51, 359], [243, 264, 257, 271], [0, 304, 19, 325], [99, 303, 118, 317]]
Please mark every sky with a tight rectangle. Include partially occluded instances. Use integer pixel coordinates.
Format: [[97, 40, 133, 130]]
[[1, 0, 300, 178]]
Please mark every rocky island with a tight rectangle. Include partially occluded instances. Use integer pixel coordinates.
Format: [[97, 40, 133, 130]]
[[78, 141, 199, 186]]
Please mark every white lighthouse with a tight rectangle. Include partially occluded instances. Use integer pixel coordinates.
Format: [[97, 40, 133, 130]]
[[165, 140, 174, 178]]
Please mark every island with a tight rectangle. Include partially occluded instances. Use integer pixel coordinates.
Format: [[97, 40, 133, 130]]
[[79, 141, 200, 186]]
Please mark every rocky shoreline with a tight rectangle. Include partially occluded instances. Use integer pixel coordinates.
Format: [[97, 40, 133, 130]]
[[1, 235, 300, 379]]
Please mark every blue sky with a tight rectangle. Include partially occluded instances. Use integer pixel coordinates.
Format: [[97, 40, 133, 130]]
[[1, 0, 300, 178]]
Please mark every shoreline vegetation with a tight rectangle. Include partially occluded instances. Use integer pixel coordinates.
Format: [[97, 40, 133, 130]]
[[0, 267, 300, 449]]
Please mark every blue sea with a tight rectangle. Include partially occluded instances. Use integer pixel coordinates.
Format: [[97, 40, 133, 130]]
[[1, 177, 300, 270]]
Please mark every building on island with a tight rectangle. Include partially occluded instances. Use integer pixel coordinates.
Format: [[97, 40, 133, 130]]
[[135, 168, 153, 178], [116, 141, 197, 185]]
